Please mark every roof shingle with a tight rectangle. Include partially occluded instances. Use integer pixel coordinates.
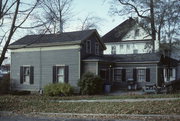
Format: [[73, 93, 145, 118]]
[[102, 17, 136, 43], [9, 29, 96, 48]]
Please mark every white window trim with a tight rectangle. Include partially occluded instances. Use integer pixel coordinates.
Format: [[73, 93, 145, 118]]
[[22, 65, 31, 85]]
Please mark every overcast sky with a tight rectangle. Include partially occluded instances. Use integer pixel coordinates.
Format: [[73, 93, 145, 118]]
[[69, 0, 127, 36]]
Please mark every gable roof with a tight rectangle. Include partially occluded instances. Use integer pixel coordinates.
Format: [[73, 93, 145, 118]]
[[102, 17, 136, 43], [9, 29, 106, 49]]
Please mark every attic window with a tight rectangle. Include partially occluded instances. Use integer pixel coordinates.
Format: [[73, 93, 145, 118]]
[[135, 29, 140, 36]]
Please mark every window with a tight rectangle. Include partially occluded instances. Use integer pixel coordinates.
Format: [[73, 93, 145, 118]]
[[20, 66, 34, 84], [127, 44, 130, 49], [57, 67, 65, 83], [111, 45, 116, 54], [137, 69, 146, 82], [120, 44, 123, 49], [135, 29, 140, 36], [114, 69, 122, 81], [86, 40, 91, 53], [95, 42, 99, 55], [166, 68, 176, 79], [133, 49, 138, 54], [53, 65, 68, 83]]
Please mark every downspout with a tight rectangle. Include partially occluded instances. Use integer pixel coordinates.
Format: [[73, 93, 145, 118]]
[[39, 48, 43, 94]]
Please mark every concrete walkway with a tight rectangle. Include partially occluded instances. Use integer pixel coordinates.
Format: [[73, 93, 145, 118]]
[[52, 97, 180, 103], [1, 111, 180, 120]]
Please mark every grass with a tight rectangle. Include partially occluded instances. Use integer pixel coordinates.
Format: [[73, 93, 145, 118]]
[[0, 94, 180, 115]]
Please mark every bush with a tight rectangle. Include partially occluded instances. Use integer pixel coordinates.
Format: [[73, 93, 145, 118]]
[[78, 72, 103, 95], [44, 83, 73, 96], [0, 74, 10, 94]]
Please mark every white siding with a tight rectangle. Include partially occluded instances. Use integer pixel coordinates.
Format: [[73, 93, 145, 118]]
[[103, 25, 159, 55], [104, 42, 151, 54]]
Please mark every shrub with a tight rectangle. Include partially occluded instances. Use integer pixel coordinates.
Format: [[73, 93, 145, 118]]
[[0, 74, 10, 94], [78, 72, 103, 95], [44, 83, 73, 96]]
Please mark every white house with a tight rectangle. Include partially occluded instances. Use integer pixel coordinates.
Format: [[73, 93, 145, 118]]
[[102, 18, 159, 55]]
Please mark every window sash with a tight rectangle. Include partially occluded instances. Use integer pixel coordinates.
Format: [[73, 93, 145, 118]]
[[20, 66, 33, 85], [137, 69, 146, 82], [114, 69, 122, 81]]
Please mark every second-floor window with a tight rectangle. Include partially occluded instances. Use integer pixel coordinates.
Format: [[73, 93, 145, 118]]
[[86, 40, 91, 53], [127, 44, 130, 49], [111, 45, 116, 54], [95, 42, 99, 55]]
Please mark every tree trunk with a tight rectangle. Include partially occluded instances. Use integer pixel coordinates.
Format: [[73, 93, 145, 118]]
[[150, 0, 156, 53], [0, 0, 20, 66]]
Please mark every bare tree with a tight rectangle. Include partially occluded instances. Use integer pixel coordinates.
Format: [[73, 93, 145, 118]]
[[77, 14, 103, 31], [33, 0, 74, 34], [0, 0, 40, 65]]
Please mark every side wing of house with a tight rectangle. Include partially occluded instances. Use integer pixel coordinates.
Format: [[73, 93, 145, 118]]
[[81, 31, 106, 75]]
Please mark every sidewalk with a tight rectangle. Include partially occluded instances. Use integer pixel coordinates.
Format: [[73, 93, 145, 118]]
[[52, 97, 180, 103], [1, 111, 180, 121]]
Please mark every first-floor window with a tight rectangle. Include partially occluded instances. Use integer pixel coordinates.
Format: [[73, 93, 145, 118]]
[[57, 67, 65, 83], [53, 65, 68, 83], [114, 69, 122, 81], [137, 69, 146, 82], [20, 66, 34, 84]]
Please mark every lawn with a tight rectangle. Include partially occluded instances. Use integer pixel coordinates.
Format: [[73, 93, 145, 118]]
[[0, 94, 180, 115]]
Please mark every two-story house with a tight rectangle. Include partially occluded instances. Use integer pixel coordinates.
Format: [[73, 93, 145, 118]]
[[101, 18, 179, 89], [103, 17, 159, 55], [9, 29, 106, 92]]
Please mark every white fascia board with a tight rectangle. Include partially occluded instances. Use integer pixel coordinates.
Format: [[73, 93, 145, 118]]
[[11, 45, 81, 52]]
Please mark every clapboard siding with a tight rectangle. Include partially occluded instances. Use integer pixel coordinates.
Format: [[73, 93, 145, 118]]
[[10, 48, 80, 91]]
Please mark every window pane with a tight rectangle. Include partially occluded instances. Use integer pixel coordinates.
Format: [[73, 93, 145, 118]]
[[114, 69, 122, 81], [58, 68, 64, 75], [137, 69, 145, 82], [57, 67, 65, 83], [58, 76, 64, 83], [23, 67, 30, 84]]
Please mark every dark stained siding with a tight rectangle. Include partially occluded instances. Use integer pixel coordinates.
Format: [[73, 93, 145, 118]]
[[81, 33, 104, 59]]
